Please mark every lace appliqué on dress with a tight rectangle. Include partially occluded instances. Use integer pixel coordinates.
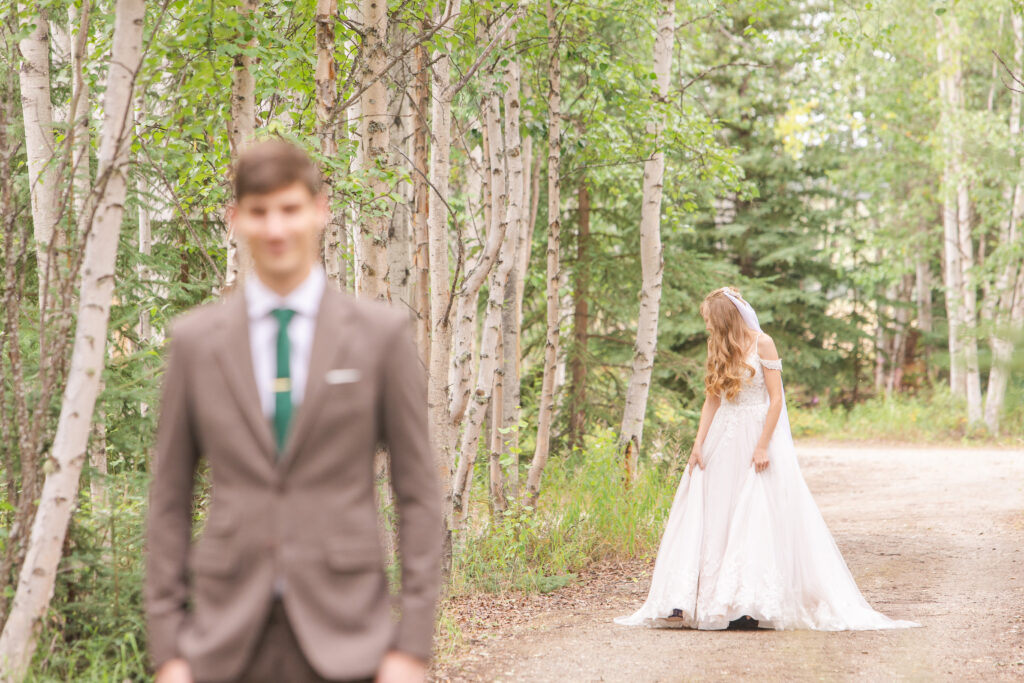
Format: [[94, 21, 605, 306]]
[[759, 358, 782, 372]]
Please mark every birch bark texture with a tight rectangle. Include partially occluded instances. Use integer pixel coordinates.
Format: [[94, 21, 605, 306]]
[[451, 60, 516, 525], [935, 12, 983, 424], [426, 0, 462, 548], [386, 26, 415, 312], [525, 0, 561, 506], [494, 26, 526, 509], [983, 9, 1024, 434], [315, 0, 347, 291], [18, 5, 61, 298], [449, 80, 509, 426], [225, 0, 259, 290], [412, 24, 431, 363], [0, 0, 145, 675], [355, 0, 391, 302], [619, 0, 674, 479], [69, 1, 92, 233]]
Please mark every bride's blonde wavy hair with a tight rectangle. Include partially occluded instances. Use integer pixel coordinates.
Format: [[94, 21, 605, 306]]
[[700, 287, 756, 400]]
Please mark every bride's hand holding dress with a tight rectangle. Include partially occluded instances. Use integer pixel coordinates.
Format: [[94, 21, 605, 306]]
[[687, 444, 705, 471]]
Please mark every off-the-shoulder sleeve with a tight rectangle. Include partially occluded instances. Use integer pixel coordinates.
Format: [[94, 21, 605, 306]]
[[759, 358, 782, 371]]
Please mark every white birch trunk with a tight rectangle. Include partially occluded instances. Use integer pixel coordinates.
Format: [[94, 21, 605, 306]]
[[0, 0, 145, 674], [69, 2, 91, 236], [449, 84, 509, 425], [225, 0, 259, 290], [467, 143, 486, 241], [451, 193, 518, 527], [316, 0, 347, 292], [525, 0, 560, 505], [488, 330, 506, 513], [983, 10, 1024, 433], [451, 25, 524, 522], [513, 79, 536, 333], [387, 58, 415, 311], [618, 0, 674, 479], [412, 29, 431, 363], [945, 15, 982, 422], [957, 170, 982, 423], [496, 36, 525, 506], [426, 0, 462, 543], [936, 14, 967, 400], [552, 265, 571, 401], [18, 5, 61, 299], [354, 0, 390, 302]]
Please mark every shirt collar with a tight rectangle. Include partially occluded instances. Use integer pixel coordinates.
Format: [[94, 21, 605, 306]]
[[245, 266, 326, 321]]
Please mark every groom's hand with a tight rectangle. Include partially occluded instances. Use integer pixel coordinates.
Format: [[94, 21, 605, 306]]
[[752, 446, 770, 472], [376, 650, 426, 683]]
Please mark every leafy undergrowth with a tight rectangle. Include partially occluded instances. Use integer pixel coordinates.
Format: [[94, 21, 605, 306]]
[[436, 429, 679, 662], [449, 429, 678, 596], [788, 386, 1024, 446]]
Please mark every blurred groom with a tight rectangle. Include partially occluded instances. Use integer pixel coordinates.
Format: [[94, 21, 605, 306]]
[[144, 139, 442, 683]]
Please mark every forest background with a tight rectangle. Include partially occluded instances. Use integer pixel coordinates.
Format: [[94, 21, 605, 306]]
[[1, 0, 1023, 679]]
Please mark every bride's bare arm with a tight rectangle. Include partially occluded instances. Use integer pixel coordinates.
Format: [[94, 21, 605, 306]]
[[753, 334, 783, 472], [689, 391, 721, 470]]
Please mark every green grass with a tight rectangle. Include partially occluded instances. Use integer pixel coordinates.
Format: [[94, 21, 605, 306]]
[[447, 428, 679, 596], [788, 385, 1024, 445]]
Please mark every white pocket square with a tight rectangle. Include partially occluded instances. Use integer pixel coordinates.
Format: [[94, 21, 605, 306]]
[[325, 368, 361, 385]]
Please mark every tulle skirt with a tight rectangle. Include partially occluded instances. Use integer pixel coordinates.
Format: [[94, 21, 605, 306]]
[[614, 400, 920, 631]]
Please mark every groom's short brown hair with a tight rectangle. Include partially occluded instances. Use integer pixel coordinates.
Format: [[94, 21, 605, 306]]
[[233, 139, 323, 201]]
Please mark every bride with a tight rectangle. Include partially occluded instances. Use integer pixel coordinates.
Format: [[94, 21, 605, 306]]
[[614, 287, 920, 631]]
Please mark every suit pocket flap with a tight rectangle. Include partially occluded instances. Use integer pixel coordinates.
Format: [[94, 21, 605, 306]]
[[324, 537, 384, 572]]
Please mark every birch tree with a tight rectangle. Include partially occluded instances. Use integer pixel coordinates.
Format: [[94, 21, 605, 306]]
[[69, 1, 92, 233], [0, 0, 145, 674], [525, 0, 561, 505], [983, 9, 1024, 433], [618, 0, 674, 480], [316, 0, 347, 291], [492, 24, 526, 510], [426, 0, 463, 545], [450, 65, 514, 525], [355, 0, 391, 302], [412, 23, 431, 362], [386, 25, 416, 311], [449, 79, 509, 426], [935, 11, 982, 424], [225, 0, 259, 289], [425, 2, 525, 534], [18, 5, 61, 299]]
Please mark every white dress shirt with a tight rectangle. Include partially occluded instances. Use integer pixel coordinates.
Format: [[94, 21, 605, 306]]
[[245, 266, 326, 419]]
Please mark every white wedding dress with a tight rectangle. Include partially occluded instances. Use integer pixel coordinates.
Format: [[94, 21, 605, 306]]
[[615, 333, 920, 631]]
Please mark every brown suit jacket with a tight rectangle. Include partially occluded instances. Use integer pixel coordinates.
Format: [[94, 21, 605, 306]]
[[144, 284, 443, 682]]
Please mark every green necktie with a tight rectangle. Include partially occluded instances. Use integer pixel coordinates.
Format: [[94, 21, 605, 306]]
[[271, 308, 297, 455]]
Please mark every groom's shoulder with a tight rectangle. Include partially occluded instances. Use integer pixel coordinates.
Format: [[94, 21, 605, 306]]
[[165, 295, 233, 343]]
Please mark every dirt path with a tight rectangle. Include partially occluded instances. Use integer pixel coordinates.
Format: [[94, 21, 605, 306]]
[[433, 445, 1024, 682]]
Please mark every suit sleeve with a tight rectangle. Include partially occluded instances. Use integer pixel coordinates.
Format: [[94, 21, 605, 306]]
[[144, 325, 200, 670], [380, 312, 444, 662]]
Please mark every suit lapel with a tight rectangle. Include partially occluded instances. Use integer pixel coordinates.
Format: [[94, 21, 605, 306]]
[[278, 285, 356, 471], [213, 290, 277, 461]]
